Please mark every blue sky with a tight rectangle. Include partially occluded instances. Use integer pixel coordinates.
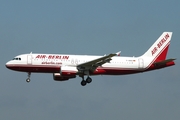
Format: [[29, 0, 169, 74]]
[[0, 0, 180, 120]]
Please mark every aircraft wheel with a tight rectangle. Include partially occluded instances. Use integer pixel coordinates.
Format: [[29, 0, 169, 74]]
[[81, 80, 86, 86], [86, 77, 92, 84], [26, 78, 30, 83]]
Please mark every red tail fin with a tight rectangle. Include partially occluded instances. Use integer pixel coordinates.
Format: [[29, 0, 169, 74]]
[[141, 32, 172, 62]]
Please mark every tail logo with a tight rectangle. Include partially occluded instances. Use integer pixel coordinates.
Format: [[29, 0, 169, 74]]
[[151, 33, 170, 56]]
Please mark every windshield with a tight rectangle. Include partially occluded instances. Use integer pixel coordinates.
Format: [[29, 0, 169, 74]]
[[12, 57, 21, 60]]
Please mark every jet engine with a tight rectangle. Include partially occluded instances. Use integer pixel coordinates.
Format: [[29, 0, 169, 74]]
[[53, 66, 77, 81], [53, 73, 76, 81]]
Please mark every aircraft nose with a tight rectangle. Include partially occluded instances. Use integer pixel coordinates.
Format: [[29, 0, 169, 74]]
[[6, 62, 9, 68], [5, 61, 11, 69]]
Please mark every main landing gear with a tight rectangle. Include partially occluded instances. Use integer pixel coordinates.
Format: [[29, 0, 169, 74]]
[[81, 76, 92, 86], [26, 72, 31, 83]]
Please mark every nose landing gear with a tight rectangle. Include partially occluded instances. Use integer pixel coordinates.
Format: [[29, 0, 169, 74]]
[[26, 72, 31, 83]]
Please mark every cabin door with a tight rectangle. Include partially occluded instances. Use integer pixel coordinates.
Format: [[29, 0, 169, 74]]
[[27, 55, 32, 64], [138, 58, 144, 68]]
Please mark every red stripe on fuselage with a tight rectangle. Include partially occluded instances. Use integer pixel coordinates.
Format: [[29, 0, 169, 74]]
[[6, 64, 60, 73]]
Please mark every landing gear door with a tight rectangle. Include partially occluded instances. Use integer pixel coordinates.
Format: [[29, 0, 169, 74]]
[[138, 58, 144, 68], [27, 55, 32, 64]]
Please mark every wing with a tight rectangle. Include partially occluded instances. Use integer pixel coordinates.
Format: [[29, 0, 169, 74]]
[[77, 53, 117, 72]]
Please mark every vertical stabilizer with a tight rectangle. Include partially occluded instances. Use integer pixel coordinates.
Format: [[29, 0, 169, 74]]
[[141, 32, 172, 62]]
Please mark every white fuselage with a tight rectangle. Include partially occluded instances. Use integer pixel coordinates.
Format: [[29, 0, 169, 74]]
[[6, 53, 154, 74]]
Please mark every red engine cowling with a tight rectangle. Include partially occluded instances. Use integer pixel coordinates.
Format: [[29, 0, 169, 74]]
[[53, 73, 76, 81]]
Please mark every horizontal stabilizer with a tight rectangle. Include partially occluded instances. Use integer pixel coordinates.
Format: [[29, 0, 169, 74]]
[[154, 58, 176, 66]]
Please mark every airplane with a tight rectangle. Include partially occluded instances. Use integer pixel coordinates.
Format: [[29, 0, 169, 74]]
[[6, 32, 175, 86]]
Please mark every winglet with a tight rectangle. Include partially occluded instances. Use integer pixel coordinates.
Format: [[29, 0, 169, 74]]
[[116, 51, 121, 56], [104, 51, 121, 56]]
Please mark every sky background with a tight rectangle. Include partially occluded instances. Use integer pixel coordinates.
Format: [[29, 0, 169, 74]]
[[0, 0, 180, 120]]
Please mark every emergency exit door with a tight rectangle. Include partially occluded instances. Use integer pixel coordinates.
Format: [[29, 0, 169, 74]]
[[27, 55, 32, 64], [138, 58, 144, 68]]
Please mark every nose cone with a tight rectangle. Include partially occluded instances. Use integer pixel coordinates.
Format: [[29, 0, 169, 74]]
[[5, 61, 11, 69], [6, 61, 16, 71], [6, 61, 15, 70], [6, 60, 22, 71]]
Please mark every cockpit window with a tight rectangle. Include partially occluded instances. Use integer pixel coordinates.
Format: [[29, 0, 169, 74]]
[[12, 57, 21, 60]]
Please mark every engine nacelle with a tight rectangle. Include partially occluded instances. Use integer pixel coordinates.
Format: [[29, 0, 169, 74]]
[[60, 66, 78, 77], [53, 73, 76, 81]]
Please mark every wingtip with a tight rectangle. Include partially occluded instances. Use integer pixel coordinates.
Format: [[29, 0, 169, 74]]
[[116, 51, 121, 56]]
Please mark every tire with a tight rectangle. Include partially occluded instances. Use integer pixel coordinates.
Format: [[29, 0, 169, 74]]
[[26, 78, 30, 83], [81, 80, 86, 86], [86, 77, 92, 83]]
